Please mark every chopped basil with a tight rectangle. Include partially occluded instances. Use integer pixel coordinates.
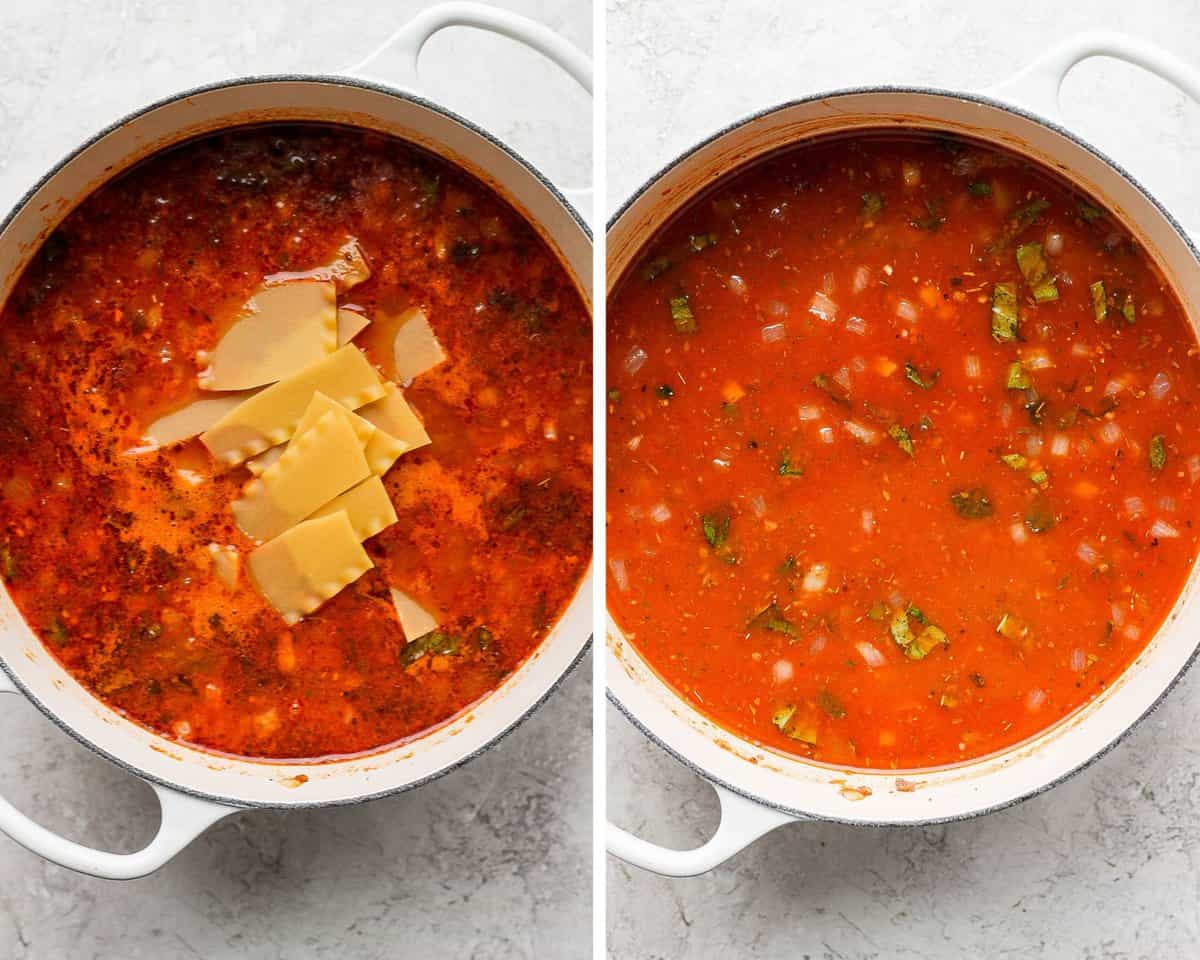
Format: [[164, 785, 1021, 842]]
[[990, 282, 1020, 342], [1024, 494, 1056, 533], [1000, 453, 1028, 470], [608, 388, 621, 403], [889, 607, 948, 660], [1121, 294, 1136, 325], [904, 361, 940, 390], [909, 199, 945, 231], [643, 255, 672, 281], [1005, 361, 1031, 391], [818, 689, 847, 719], [1016, 242, 1059, 302], [1090, 280, 1107, 323], [657, 383, 674, 399], [861, 192, 884, 218], [1078, 202, 1104, 223], [701, 509, 732, 549], [778, 449, 804, 477], [1011, 198, 1050, 234], [669, 294, 697, 333], [812, 373, 850, 407], [968, 181, 993, 197], [1150, 434, 1167, 472], [750, 602, 800, 638], [950, 487, 993, 519], [888, 423, 915, 457]]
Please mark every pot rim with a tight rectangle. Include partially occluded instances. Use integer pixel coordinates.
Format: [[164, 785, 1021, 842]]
[[0, 72, 593, 809], [605, 83, 1200, 825]]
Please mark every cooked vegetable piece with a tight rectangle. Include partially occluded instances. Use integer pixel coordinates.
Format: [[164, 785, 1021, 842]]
[[968, 181, 992, 197], [644, 256, 672, 281], [1122, 295, 1136, 325], [669, 294, 697, 333], [1024, 494, 1056, 533], [951, 488, 993, 519], [1090, 281, 1107, 323], [1005, 362, 1031, 390], [909, 199, 944, 231], [818, 689, 847, 719], [750, 602, 799, 638], [1001, 453, 1028, 470], [888, 423, 915, 456], [701, 509, 732, 549], [904, 361, 940, 390], [1150, 434, 1167, 472], [990, 282, 1020, 342], [1016, 242, 1059, 302], [812, 373, 850, 406], [861, 192, 884, 218], [777, 450, 804, 477]]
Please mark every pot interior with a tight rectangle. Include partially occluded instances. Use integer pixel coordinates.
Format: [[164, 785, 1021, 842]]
[[0, 78, 593, 807], [607, 89, 1200, 824]]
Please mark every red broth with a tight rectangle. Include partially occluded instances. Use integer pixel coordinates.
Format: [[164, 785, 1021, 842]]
[[607, 132, 1200, 770], [0, 125, 591, 760]]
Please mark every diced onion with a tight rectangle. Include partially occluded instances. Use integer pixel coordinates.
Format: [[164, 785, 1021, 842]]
[[1124, 495, 1145, 519], [1150, 371, 1172, 400], [1104, 378, 1123, 397], [1122, 624, 1142, 641], [1022, 348, 1054, 370], [1070, 342, 1094, 358], [887, 591, 905, 608], [1098, 421, 1122, 445], [543, 420, 558, 440], [809, 291, 838, 322], [901, 161, 921, 187], [895, 299, 919, 323], [861, 509, 876, 534], [850, 355, 867, 373], [1010, 523, 1028, 544], [729, 274, 748, 298], [1070, 649, 1087, 672], [1026, 688, 1047, 711], [798, 404, 821, 421], [822, 272, 835, 296], [748, 494, 767, 517], [833, 367, 852, 392], [818, 426, 835, 444], [1026, 434, 1044, 457], [1110, 603, 1125, 627], [1050, 434, 1070, 457], [964, 355, 981, 379], [624, 346, 648, 375], [1151, 519, 1180, 539], [761, 322, 787, 343], [609, 558, 629, 592], [802, 564, 829, 592], [846, 315, 867, 336], [1189, 454, 1200, 484], [772, 659, 794, 683], [1077, 541, 1099, 565], [1159, 496, 1177, 512], [1045, 231, 1065, 256], [999, 403, 1013, 428], [627, 434, 642, 451], [852, 266, 871, 294], [649, 503, 671, 524], [809, 634, 828, 655], [856, 641, 886, 668], [844, 420, 879, 445]]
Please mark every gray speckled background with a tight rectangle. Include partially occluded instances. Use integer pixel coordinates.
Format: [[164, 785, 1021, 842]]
[[607, 1, 1200, 957], [0, 2, 592, 958]]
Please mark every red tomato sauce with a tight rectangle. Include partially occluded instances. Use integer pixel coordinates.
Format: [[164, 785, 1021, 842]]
[[607, 132, 1200, 770], [0, 125, 591, 760]]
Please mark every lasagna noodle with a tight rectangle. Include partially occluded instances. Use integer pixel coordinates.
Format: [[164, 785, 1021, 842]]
[[232, 410, 370, 542], [309, 476, 397, 541], [198, 279, 337, 391], [200, 346, 386, 465], [142, 392, 258, 447], [358, 382, 431, 454], [391, 307, 446, 383], [248, 512, 372, 625], [390, 587, 438, 641], [337, 307, 371, 346]]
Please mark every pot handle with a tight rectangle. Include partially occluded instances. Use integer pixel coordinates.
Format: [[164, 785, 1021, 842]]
[[343, 1, 593, 223], [607, 781, 795, 877], [0, 674, 237, 879]]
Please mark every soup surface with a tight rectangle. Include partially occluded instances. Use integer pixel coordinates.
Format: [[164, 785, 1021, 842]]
[[608, 133, 1200, 770], [0, 125, 591, 760]]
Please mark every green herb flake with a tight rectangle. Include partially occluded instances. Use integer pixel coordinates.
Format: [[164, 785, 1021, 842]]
[[1000, 453, 1028, 470], [818, 689, 847, 719], [1025, 397, 1047, 426], [643, 255, 672, 281], [1122, 294, 1136, 325], [400, 629, 463, 667], [909, 199, 945, 232], [1016, 242, 1059, 303], [657, 383, 675, 400], [607, 388, 621, 404], [701, 509, 732, 549], [861, 192, 884, 219], [990, 282, 1020, 343], [888, 607, 948, 660], [47, 617, 70, 647], [1090, 280, 1107, 323], [888, 423, 915, 457], [475, 626, 494, 651], [1011, 198, 1050, 235], [778, 449, 804, 477], [669, 294, 697, 333], [688, 233, 717, 252], [950, 487, 993, 519], [1024, 494, 1057, 533], [1029, 468, 1049, 488], [812, 373, 850, 407], [1078, 202, 1104, 223], [904, 361, 940, 390], [750, 602, 800, 638], [968, 181, 993, 197], [867, 600, 888, 622], [0, 542, 16, 583], [1150, 434, 1167, 472], [1005, 361, 1032, 391]]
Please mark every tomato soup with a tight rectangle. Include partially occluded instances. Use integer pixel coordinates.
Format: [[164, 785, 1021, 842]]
[[607, 132, 1200, 770], [0, 125, 591, 760]]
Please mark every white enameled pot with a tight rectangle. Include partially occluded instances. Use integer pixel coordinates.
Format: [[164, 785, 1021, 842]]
[[607, 32, 1200, 877], [0, 2, 592, 879]]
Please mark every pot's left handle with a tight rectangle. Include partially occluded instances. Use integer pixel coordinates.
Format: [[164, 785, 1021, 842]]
[[0, 675, 237, 879], [343, 1, 593, 224], [608, 782, 795, 877]]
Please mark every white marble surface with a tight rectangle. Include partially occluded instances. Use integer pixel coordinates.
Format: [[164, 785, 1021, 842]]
[[0, 2, 592, 958], [607, 0, 1200, 957]]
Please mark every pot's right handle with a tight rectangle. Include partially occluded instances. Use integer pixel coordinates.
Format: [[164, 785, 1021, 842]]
[[607, 782, 795, 877], [344, 1, 593, 224], [986, 32, 1200, 241], [0, 673, 237, 879]]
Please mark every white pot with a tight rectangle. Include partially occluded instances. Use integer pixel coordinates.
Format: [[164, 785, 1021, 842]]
[[0, 2, 592, 879], [607, 32, 1200, 877]]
